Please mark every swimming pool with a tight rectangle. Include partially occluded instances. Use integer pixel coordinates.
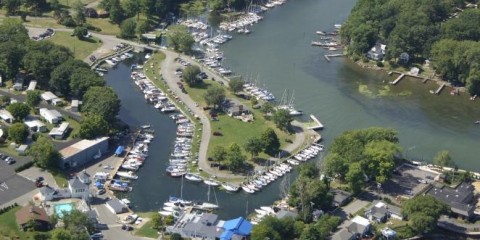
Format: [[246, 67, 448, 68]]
[[54, 203, 74, 217]]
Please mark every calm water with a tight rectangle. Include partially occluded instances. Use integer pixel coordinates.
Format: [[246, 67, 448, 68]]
[[103, 0, 480, 219]]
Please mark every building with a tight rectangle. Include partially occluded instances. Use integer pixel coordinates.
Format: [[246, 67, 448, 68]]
[[367, 43, 387, 61], [68, 177, 89, 199], [40, 91, 59, 104], [220, 217, 252, 240], [365, 201, 403, 223], [426, 182, 476, 219], [16, 144, 28, 155], [39, 108, 63, 124], [59, 137, 109, 169], [168, 212, 224, 239], [0, 109, 14, 123], [24, 119, 47, 132], [106, 198, 128, 214], [49, 122, 70, 140], [332, 189, 352, 207], [27, 80, 37, 91], [332, 216, 371, 240], [71, 100, 80, 112], [381, 227, 397, 240], [15, 205, 51, 231]]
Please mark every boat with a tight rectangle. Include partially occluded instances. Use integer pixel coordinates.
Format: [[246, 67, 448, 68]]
[[116, 171, 138, 180], [221, 183, 240, 192], [145, 53, 151, 59], [475, 120, 480, 124], [185, 173, 203, 182], [121, 164, 139, 171], [105, 59, 117, 66], [204, 179, 220, 186], [260, 206, 275, 214], [159, 211, 173, 216], [242, 186, 255, 193], [163, 206, 179, 212], [195, 202, 219, 210], [255, 209, 267, 215]]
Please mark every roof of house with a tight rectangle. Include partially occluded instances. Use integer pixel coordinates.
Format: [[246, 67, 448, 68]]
[[59, 137, 109, 159], [41, 91, 58, 101], [40, 186, 56, 195], [106, 198, 127, 213], [16, 144, 28, 152], [24, 119, 46, 128], [0, 109, 13, 120], [27, 81, 37, 91], [71, 100, 79, 107], [332, 189, 351, 206], [40, 108, 63, 119], [221, 217, 252, 237], [69, 177, 87, 189], [15, 205, 50, 225], [332, 228, 355, 240], [49, 122, 70, 136], [181, 213, 223, 239]]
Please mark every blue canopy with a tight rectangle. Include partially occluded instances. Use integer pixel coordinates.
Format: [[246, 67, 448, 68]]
[[115, 146, 125, 155], [220, 217, 252, 239]]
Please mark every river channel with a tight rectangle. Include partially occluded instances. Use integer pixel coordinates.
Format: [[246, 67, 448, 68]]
[[103, 0, 480, 219]]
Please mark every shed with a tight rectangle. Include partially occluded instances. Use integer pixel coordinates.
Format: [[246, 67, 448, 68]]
[[16, 145, 28, 155], [71, 100, 80, 112], [106, 198, 128, 214], [49, 122, 70, 140], [115, 146, 125, 156], [39, 108, 63, 124], [0, 109, 14, 123], [59, 137, 109, 169], [27, 81, 37, 91]]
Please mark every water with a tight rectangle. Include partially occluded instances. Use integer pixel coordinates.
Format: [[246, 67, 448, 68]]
[[103, 0, 480, 219]]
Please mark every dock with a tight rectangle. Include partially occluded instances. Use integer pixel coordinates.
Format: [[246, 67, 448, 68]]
[[324, 54, 345, 62], [434, 83, 446, 95], [390, 74, 405, 85], [308, 114, 324, 130]]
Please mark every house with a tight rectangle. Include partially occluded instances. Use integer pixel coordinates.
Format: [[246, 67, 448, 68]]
[[426, 182, 476, 219], [332, 216, 371, 240], [39, 108, 63, 124], [332, 228, 356, 240], [24, 119, 47, 133], [78, 170, 91, 185], [36, 186, 71, 201], [27, 80, 37, 91], [68, 177, 89, 199], [367, 43, 387, 61], [220, 217, 252, 240], [16, 144, 28, 155], [49, 122, 70, 139], [0, 109, 14, 123], [15, 205, 51, 231], [106, 198, 128, 214], [41, 91, 59, 104], [332, 189, 352, 207], [168, 212, 223, 239], [59, 137, 109, 169], [71, 100, 80, 112], [381, 227, 397, 240]]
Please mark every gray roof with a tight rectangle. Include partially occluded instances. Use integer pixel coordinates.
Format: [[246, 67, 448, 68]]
[[40, 186, 56, 195], [426, 182, 475, 217], [369, 206, 388, 219], [179, 213, 222, 239], [69, 178, 87, 189], [106, 198, 127, 213], [332, 228, 355, 240], [347, 222, 368, 234], [332, 189, 351, 206]]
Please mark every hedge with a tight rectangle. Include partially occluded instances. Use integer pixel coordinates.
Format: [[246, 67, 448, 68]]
[[14, 161, 34, 173], [0, 203, 18, 215]]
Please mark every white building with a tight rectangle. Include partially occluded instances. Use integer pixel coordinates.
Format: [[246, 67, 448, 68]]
[[39, 108, 63, 124], [41, 91, 59, 103], [49, 122, 70, 139], [71, 100, 80, 112], [27, 81, 37, 91], [24, 119, 47, 133], [68, 177, 89, 199], [0, 109, 14, 123]]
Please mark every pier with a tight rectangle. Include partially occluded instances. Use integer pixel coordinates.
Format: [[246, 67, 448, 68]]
[[434, 83, 446, 95], [390, 73, 405, 85], [324, 54, 345, 62], [90, 45, 134, 69], [308, 114, 324, 130]]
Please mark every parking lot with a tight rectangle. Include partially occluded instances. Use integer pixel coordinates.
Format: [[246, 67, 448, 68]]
[[0, 154, 38, 206], [382, 164, 439, 198]]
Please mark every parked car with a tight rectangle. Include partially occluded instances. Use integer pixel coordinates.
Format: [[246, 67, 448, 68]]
[[35, 177, 44, 183], [121, 224, 133, 231], [6, 159, 15, 165], [97, 189, 106, 195]]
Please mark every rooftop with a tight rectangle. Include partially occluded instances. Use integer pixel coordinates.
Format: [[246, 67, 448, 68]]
[[59, 137, 109, 158], [15, 205, 50, 225]]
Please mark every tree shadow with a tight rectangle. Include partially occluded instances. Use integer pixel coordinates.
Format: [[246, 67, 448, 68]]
[[81, 38, 98, 44], [190, 81, 211, 90]]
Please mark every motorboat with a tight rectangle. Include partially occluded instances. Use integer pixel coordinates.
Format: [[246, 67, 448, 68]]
[[185, 173, 203, 182], [221, 183, 240, 192], [159, 211, 173, 216], [242, 186, 255, 193], [116, 171, 138, 180], [203, 179, 220, 186], [195, 202, 219, 210]]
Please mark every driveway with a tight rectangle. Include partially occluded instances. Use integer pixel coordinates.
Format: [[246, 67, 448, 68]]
[[17, 166, 58, 188]]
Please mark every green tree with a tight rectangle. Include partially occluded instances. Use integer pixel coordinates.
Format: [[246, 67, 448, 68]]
[[61, 210, 93, 239], [364, 140, 400, 184], [345, 162, 364, 194], [151, 213, 163, 230], [261, 102, 274, 115], [3, 0, 21, 15], [82, 86, 120, 122], [79, 115, 109, 139], [433, 150, 454, 169], [167, 25, 194, 53], [272, 109, 293, 131], [29, 136, 61, 168], [123, 0, 141, 19], [7, 102, 30, 121], [26, 90, 41, 107], [228, 78, 244, 94], [0, 41, 26, 79], [0, 18, 29, 44], [243, 136, 264, 159], [69, 68, 105, 99], [51, 228, 72, 240], [50, 59, 90, 97], [226, 143, 245, 171], [108, 0, 124, 24], [402, 195, 449, 234], [9, 123, 29, 143], [73, 26, 88, 40], [72, 0, 86, 25], [120, 18, 137, 39], [211, 145, 227, 163], [203, 85, 225, 109], [251, 216, 299, 240], [261, 128, 280, 156], [182, 65, 201, 86]]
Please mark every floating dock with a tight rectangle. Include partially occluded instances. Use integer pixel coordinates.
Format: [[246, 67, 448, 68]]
[[390, 73, 405, 85], [308, 114, 324, 130], [324, 54, 345, 62], [434, 83, 446, 95]]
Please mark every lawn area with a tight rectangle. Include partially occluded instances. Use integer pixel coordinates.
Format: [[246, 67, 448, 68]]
[[23, 17, 64, 29], [184, 80, 292, 158], [86, 18, 120, 36], [134, 212, 159, 238], [0, 206, 34, 239], [48, 167, 69, 187], [47, 31, 102, 60], [64, 117, 81, 140], [59, 0, 99, 8]]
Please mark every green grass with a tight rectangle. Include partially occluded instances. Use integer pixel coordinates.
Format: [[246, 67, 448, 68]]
[[86, 18, 120, 36], [48, 168, 69, 187], [64, 117, 81, 140], [58, 0, 99, 8], [134, 212, 159, 238], [0, 206, 34, 239], [47, 31, 102, 60], [0, 143, 21, 157]]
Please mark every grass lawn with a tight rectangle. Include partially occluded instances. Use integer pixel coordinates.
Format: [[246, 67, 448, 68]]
[[48, 168, 69, 187], [0, 143, 21, 157], [58, 0, 99, 8], [184, 80, 292, 158], [0, 206, 34, 239], [86, 18, 120, 36], [47, 31, 102, 60], [134, 212, 159, 238], [64, 117, 81, 140], [23, 17, 64, 29]]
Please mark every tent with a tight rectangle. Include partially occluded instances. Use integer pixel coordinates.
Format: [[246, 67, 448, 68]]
[[220, 217, 252, 240]]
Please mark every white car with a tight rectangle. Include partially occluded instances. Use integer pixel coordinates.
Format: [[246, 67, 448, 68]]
[[103, 165, 113, 170]]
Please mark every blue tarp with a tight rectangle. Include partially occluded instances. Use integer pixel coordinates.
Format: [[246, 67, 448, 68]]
[[220, 217, 252, 239], [115, 146, 125, 155]]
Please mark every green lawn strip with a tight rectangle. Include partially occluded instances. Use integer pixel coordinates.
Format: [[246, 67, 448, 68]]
[[0, 143, 21, 157], [46, 31, 102, 60], [58, 0, 98, 8], [48, 167, 69, 187], [0, 206, 34, 239], [134, 212, 159, 238], [64, 117, 81, 140], [86, 18, 121, 36]]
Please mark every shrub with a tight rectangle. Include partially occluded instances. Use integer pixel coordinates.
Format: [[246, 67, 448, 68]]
[[14, 161, 34, 173], [376, 61, 384, 67], [60, 16, 77, 27]]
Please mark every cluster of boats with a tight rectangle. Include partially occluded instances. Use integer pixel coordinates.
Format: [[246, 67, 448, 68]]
[[250, 206, 276, 225], [243, 82, 276, 101], [312, 24, 342, 51], [178, 19, 208, 30], [159, 196, 219, 217], [199, 48, 232, 76], [219, 12, 263, 33], [166, 114, 196, 177], [276, 90, 303, 116], [264, 0, 287, 8], [105, 52, 134, 66], [292, 143, 324, 162], [130, 71, 178, 113], [241, 163, 293, 194]]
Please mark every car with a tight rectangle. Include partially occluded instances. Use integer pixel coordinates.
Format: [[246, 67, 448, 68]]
[[90, 233, 103, 238], [121, 224, 133, 231], [103, 165, 113, 170], [35, 177, 44, 183], [97, 189, 106, 195], [35, 181, 44, 188], [7, 159, 15, 165]]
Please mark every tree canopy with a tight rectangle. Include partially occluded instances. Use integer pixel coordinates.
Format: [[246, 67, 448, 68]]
[[9, 122, 29, 143], [29, 136, 61, 169], [272, 109, 293, 132], [402, 195, 449, 234], [433, 150, 455, 168], [182, 65, 201, 86], [7, 102, 30, 121], [203, 85, 225, 109], [243, 136, 264, 159], [82, 86, 120, 123], [167, 25, 195, 53], [229, 78, 244, 94], [79, 114, 109, 139], [261, 128, 280, 156], [26, 90, 41, 107]]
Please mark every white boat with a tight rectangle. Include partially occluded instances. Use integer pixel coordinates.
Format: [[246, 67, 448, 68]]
[[185, 173, 203, 182], [221, 183, 240, 192], [159, 211, 173, 216], [121, 164, 139, 171], [242, 186, 255, 193], [116, 171, 138, 179], [287, 159, 300, 165], [204, 179, 220, 186], [163, 206, 179, 212], [105, 59, 117, 66], [260, 206, 275, 214], [255, 209, 267, 215], [145, 53, 151, 59], [196, 202, 219, 209]]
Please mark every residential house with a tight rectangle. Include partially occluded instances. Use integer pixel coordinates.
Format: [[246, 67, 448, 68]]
[[220, 217, 252, 240], [15, 205, 51, 231], [381, 227, 397, 240], [39, 108, 63, 124], [332, 216, 371, 240], [24, 119, 47, 133], [426, 182, 476, 219], [27, 80, 37, 91], [367, 43, 387, 61], [106, 198, 128, 214], [36, 186, 70, 201], [49, 122, 70, 140], [71, 100, 80, 112], [168, 212, 223, 239], [40, 91, 59, 104], [68, 177, 89, 199], [0, 109, 14, 123], [16, 145, 28, 155], [332, 189, 352, 207]]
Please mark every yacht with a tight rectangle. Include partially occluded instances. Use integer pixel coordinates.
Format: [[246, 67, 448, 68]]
[[116, 171, 138, 180], [242, 185, 255, 194], [204, 179, 220, 187], [221, 183, 240, 192], [185, 173, 203, 182]]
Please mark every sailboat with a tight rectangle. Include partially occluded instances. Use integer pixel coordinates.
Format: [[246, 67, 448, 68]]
[[196, 185, 219, 210], [277, 89, 303, 116]]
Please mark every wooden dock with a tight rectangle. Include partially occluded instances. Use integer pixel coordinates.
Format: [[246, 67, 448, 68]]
[[90, 46, 134, 69], [308, 114, 324, 130], [324, 54, 345, 62], [390, 73, 405, 85], [434, 83, 446, 95]]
